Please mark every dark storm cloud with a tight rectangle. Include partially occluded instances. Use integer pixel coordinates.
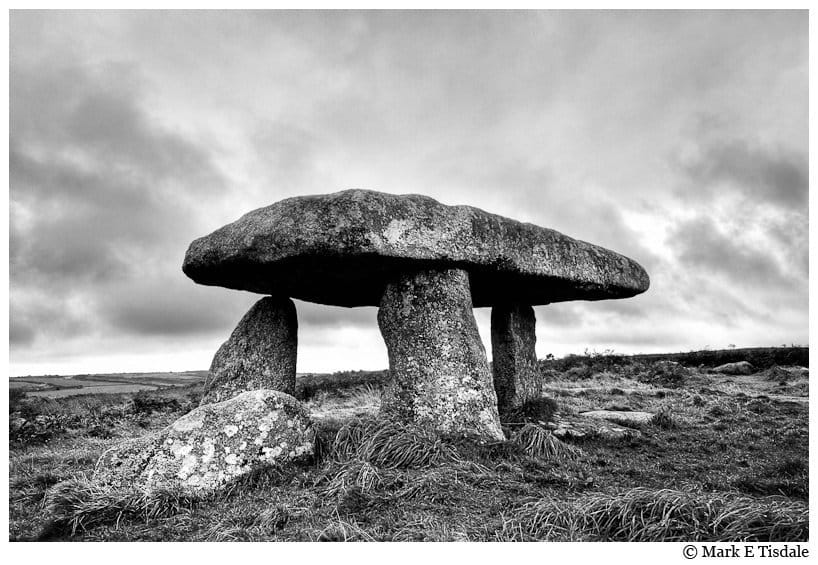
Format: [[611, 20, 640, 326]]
[[428, 154, 660, 270], [10, 295, 91, 346], [100, 288, 380, 339], [10, 60, 228, 345], [99, 281, 257, 337], [676, 138, 807, 210], [249, 120, 326, 193], [669, 217, 793, 289], [8, 10, 808, 374], [763, 213, 809, 278]]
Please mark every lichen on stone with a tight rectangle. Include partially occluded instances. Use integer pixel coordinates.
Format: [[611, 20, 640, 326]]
[[93, 389, 315, 495]]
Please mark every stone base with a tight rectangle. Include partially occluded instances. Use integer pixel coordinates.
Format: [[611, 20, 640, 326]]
[[377, 268, 505, 441], [201, 296, 297, 406], [491, 303, 541, 416]]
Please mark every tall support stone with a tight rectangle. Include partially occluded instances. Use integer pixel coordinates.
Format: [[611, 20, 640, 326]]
[[491, 303, 541, 416], [377, 268, 505, 441], [200, 296, 297, 406]]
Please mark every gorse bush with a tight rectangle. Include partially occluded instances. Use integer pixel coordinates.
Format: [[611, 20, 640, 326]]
[[638, 361, 690, 388], [10, 389, 27, 412]]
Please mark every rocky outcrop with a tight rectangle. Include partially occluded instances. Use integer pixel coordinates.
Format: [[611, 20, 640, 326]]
[[491, 303, 542, 416], [200, 296, 297, 405], [377, 268, 505, 441], [709, 361, 755, 376], [94, 390, 314, 495], [183, 189, 650, 307]]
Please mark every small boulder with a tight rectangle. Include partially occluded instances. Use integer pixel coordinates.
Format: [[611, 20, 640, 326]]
[[94, 390, 314, 495], [581, 410, 654, 424], [709, 361, 755, 375]]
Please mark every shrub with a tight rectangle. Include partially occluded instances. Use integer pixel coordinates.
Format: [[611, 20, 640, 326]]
[[637, 361, 689, 388], [650, 406, 676, 429], [127, 391, 182, 415], [10, 389, 27, 412]]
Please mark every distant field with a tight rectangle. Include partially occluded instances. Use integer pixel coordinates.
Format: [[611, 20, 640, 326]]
[[10, 371, 209, 398], [10, 347, 808, 399]]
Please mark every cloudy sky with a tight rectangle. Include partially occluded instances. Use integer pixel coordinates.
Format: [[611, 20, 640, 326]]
[[9, 10, 808, 377]]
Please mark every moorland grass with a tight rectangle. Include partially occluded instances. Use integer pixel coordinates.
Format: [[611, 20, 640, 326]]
[[504, 487, 808, 542], [9, 358, 809, 542]]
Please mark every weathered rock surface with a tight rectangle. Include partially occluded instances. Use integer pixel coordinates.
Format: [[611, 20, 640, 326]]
[[94, 390, 314, 494], [709, 361, 755, 375], [201, 296, 297, 405], [549, 414, 641, 440], [378, 268, 505, 441], [580, 410, 654, 424], [183, 189, 650, 307], [491, 303, 542, 416]]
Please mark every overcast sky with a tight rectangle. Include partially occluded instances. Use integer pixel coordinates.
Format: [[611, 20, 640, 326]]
[[9, 10, 808, 376]]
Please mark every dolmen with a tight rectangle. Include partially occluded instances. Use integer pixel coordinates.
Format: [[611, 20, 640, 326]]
[[183, 189, 649, 442]]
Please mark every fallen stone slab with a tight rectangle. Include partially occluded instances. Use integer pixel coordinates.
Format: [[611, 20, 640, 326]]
[[580, 410, 654, 424], [183, 189, 650, 307], [543, 386, 651, 397], [94, 390, 314, 495], [548, 414, 641, 441], [709, 361, 755, 375], [201, 296, 297, 405]]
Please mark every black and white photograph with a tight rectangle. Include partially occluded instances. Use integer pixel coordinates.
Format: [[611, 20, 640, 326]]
[[7, 7, 809, 552]]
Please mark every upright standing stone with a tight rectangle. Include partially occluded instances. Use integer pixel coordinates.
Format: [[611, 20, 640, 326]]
[[200, 296, 297, 406], [378, 268, 505, 441], [491, 303, 541, 416]]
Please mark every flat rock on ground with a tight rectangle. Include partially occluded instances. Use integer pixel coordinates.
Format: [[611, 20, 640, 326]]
[[548, 414, 641, 440], [580, 410, 654, 424], [94, 390, 314, 495], [709, 361, 756, 375]]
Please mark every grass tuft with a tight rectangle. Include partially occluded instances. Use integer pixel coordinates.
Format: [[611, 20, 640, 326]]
[[511, 423, 582, 460], [38, 476, 199, 539], [329, 419, 461, 469], [321, 459, 385, 497], [506, 487, 808, 541]]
